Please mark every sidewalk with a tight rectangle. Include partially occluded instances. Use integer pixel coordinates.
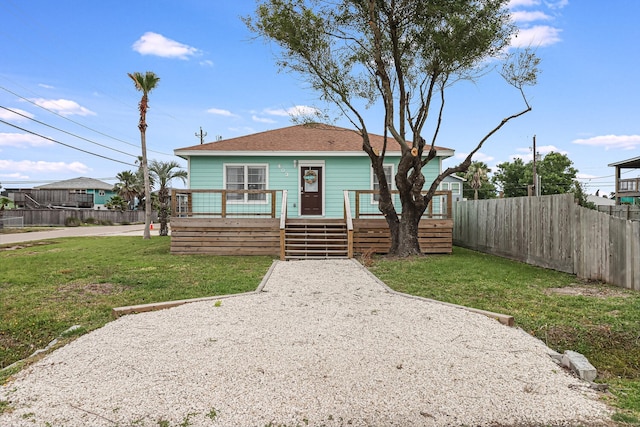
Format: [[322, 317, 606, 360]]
[[0, 224, 163, 245]]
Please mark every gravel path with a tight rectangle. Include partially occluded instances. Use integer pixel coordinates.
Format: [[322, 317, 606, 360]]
[[1, 260, 612, 427]]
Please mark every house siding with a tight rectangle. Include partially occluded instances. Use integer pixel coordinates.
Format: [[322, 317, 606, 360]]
[[188, 155, 442, 219]]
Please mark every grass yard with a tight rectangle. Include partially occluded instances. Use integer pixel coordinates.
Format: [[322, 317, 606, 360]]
[[0, 236, 274, 377], [369, 247, 640, 424], [1, 238, 639, 423]]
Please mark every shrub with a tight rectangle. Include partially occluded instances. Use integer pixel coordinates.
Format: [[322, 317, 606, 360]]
[[64, 217, 82, 227], [84, 217, 96, 224]]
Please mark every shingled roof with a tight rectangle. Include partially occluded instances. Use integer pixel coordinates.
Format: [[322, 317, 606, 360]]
[[35, 177, 113, 191], [175, 124, 454, 157]]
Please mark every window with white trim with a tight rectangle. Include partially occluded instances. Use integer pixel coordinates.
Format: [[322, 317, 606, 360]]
[[372, 164, 394, 203], [440, 181, 460, 195], [225, 164, 267, 202]]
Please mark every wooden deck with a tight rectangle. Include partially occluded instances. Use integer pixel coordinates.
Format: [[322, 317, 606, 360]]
[[171, 217, 453, 258], [170, 188, 453, 259]]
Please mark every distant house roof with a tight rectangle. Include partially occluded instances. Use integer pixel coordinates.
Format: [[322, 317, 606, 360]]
[[587, 195, 615, 206], [175, 124, 455, 158], [608, 155, 640, 168], [442, 174, 466, 182], [35, 177, 113, 191]]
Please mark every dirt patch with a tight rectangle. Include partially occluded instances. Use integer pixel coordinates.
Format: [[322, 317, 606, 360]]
[[53, 282, 126, 301], [0, 241, 53, 252], [545, 284, 632, 298], [82, 283, 124, 295]]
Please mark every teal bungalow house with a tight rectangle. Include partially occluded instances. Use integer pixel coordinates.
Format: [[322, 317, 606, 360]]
[[171, 124, 455, 259]]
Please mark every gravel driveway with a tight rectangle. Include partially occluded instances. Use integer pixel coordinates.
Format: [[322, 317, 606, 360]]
[[0, 260, 612, 426]]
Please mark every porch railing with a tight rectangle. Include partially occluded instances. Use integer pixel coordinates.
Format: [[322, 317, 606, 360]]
[[171, 189, 281, 218], [350, 190, 453, 219]]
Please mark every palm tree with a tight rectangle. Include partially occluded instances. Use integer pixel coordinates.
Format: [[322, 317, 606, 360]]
[[128, 71, 160, 239], [113, 170, 140, 210], [149, 160, 187, 236], [463, 161, 490, 200]]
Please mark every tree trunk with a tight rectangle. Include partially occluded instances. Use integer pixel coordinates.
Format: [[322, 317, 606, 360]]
[[159, 204, 169, 236], [393, 204, 422, 257], [140, 130, 152, 240]]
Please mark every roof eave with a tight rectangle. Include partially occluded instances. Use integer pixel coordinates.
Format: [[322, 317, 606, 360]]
[[174, 149, 455, 158]]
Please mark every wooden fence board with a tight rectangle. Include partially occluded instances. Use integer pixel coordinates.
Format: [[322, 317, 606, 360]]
[[453, 194, 640, 290]]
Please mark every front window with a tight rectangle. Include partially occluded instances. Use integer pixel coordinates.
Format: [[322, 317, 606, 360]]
[[373, 165, 394, 203], [225, 164, 267, 202]]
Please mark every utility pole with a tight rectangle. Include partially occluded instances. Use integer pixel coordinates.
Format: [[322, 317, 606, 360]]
[[195, 127, 207, 144]]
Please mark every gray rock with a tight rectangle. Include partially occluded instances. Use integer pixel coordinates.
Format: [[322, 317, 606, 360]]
[[562, 350, 597, 382]]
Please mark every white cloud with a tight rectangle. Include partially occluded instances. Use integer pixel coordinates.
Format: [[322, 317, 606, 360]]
[[252, 115, 276, 124], [511, 25, 562, 47], [0, 159, 89, 174], [546, 0, 568, 10], [508, 0, 541, 7], [537, 144, 568, 155], [132, 32, 200, 60], [264, 105, 321, 117], [0, 172, 29, 180], [510, 144, 567, 161], [511, 10, 551, 22], [200, 60, 214, 67], [454, 151, 495, 163], [30, 98, 95, 116], [38, 83, 55, 89], [206, 108, 237, 117], [0, 108, 34, 121], [573, 134, 640, 151], [0, 133, 52, 148]]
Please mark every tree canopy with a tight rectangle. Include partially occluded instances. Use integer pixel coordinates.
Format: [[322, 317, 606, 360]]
[[246, 0, 538, 256], [492, 152, 578, 197]]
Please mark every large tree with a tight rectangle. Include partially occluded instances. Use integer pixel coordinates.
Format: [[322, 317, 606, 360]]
[[246, 0, 538, 256], [492, 157, 530, 197], [149, 160, 187, 236], [492, 152, 578, 197], [128, 71, 160, 240]]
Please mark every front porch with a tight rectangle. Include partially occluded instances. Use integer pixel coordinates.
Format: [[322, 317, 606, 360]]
[[170, 189, 453, 259]]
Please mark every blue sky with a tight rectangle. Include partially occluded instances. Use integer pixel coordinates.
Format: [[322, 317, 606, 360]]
[[1, 0, 639, 195]]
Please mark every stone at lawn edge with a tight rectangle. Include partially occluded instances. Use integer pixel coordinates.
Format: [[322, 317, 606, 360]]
[[562, 350, 597, 382]]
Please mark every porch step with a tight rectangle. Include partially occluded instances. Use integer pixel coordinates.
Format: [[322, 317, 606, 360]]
[[284, 220, 349, 260]]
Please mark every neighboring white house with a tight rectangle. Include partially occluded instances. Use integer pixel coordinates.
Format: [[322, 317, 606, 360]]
[[439, 174, 466, 202]]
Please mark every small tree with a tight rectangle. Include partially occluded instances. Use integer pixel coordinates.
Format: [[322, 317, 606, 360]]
[[113, 171, 141, 210], [149, 160, 187, 236], [105, 195, 129, 212], [458, 161, 495, 200], [246, 0, 538, 256], [128, 71, 160, 239]]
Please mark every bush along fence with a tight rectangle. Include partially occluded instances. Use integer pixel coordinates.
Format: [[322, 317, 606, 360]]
[[453, 194, 639, 291], [7, 209, 151, 227]]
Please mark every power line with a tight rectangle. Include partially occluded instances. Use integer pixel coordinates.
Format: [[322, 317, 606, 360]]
[[0, 119, 137, 167], [0, 105, 138, 158], [0, 85, 174, 156]]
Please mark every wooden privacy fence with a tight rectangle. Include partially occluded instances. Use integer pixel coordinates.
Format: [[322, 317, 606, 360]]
[[8, 209, 148, 226], [453, 194, 639, 291]]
